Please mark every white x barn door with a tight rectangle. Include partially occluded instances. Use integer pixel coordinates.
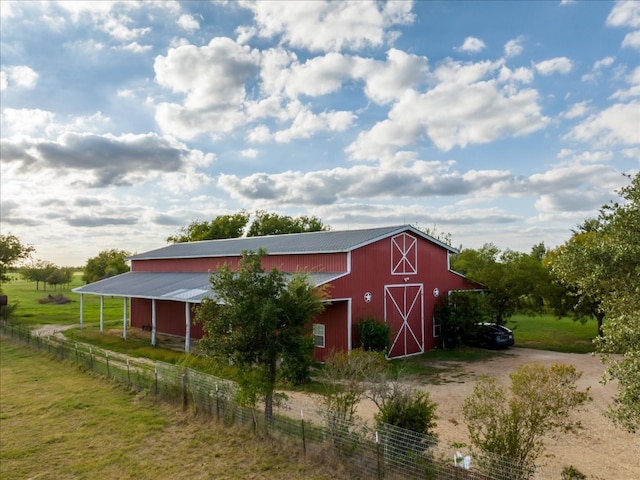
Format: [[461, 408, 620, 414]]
[[385, 284, 424, 358]]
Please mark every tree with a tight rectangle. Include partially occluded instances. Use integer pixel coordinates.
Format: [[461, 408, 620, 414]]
[[463, 364, 590, 479], [82, 249, 130, 283], [451, 244, 547, 325], [549, 173, 640, 432], [435, 290, 489, 349], [21, 260, 57, 290], [247, 211, 328, 237], [0, 234, 35, 286], [167, 212, 250, 243], [195, 249, 328, 424]]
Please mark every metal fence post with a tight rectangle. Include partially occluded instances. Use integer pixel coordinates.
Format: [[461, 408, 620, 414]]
[[126, 359, 131, 386], [154, 366, 158, 396], [89, 347, 93, 371], [106, 352, 110, 378]]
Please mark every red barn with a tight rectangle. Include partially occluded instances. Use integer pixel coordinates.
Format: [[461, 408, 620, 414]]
[[74, 225, 482, 360]]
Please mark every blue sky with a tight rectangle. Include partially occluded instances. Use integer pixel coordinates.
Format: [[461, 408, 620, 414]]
[[1, 0, 638, 267]]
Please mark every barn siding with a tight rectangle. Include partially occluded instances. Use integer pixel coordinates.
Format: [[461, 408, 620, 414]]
[[130, 298, 203, 338], [312, 301, 349, 362], [132, 253, 346, 273]]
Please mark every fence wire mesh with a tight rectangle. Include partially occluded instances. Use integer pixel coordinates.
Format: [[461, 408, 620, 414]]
[[2, 322, 537, 480]]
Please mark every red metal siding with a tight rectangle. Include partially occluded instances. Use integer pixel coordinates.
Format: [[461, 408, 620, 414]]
[[130, 298, 203, 338], [312, 301, 349, 362], [132, 252, 346, 273]]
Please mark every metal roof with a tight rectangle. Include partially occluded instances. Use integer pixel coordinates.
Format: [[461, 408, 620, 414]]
[[73, 271, 344, 303], [128, 224, 456, 261]]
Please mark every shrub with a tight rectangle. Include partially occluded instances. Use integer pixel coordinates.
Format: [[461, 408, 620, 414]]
[[357, 316, 390, 352], [375, 383, 438, 437]]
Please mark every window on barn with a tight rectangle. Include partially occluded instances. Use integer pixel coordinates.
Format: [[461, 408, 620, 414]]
[[433, 316, 441, 338], [313, 323, 325, 348]]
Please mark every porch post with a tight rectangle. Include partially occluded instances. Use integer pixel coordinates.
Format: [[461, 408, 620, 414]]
[[185, 302, 191, 353], [122, 297, 127, 340], [151, 299, 157, 347], [79, 294, 84, 330], [99, 296, 104, 334]]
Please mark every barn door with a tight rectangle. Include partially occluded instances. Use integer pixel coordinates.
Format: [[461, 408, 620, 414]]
[[385, 284, 424, 359]]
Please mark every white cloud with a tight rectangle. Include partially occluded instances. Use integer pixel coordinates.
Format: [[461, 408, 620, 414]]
[[565, 101, 640, 147], [240, 148, 259, 158], [154, 37, 260, 139], [457, 36, 486, 53], [609, 65, 640, 100], [534, 57, 573, 75], [622, 30, 640, 50], [561, 101, 591, 119], [504, 37, 524, 57], [606, 1, 640, 28], [177, 14, 200, 32], [348, 60, 549, 156], [1, 65, 39, 89], [273, 106, 356, 143], [240, 0, 415, 53]]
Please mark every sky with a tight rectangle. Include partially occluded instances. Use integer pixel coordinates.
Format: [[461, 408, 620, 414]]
[[1, 0, 638, 267]]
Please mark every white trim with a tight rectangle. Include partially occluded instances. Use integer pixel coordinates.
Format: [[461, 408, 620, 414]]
[[313, 323, 325, 348], [391, 233, 418, 275], [384, 283, 424, 359]]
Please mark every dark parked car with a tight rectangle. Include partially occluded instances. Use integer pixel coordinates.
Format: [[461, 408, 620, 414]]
[[466, 323, 514, 349]]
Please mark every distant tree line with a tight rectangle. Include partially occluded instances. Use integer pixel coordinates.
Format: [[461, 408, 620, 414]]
[[21, 260, 74, 290], [166, 210, 328, 243]]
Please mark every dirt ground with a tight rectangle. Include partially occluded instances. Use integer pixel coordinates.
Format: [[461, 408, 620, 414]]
[[287, 348, 639, 480]]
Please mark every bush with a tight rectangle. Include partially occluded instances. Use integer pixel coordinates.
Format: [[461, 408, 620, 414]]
[[375, 383, 438, 437], [357, 316, 390, 352], [561, 465, 587, 480]]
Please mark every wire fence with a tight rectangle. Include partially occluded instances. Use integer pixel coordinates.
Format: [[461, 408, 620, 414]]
[[1, 322, 536, 480]]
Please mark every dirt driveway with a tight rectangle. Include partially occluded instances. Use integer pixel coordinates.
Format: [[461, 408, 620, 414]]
[[365, 348, 639, 479]]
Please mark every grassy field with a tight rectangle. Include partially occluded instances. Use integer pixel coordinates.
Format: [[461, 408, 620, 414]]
[[507, 313, 597, 353], [1, 272, 123, 327], [0, 339, 343, 480]]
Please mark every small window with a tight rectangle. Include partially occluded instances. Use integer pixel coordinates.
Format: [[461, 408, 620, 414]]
[[313, 323, 325, 348], [433, 317, 441, 338]]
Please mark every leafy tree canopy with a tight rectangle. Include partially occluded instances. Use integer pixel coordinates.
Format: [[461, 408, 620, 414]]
[[0, 234, 35, 286], [167, 211, 328, 243], [167, 212, 250, 243], [246, 210, 328, 237], [548, 172, 639, 432], [82, 249, 131, 284], [195, 249, 328, 424], [451, 243, 549, 325]]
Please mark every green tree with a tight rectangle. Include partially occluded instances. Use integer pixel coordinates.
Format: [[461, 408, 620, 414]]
[[451, 244, 549, 325], [435, 290, 489, 349], [463, 364, 590, 479], [47, 267, 73, 290], [21, 260, 57, 290], [196, 249, 327, 424], [167, 212, 250, 243], [549, 173, 640, 432], [0, 234, 35, 286], [247, 211, 328, 237], [82, 249, 130, 283]]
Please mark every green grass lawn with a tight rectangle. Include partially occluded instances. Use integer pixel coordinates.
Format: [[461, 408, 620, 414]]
[[2, 272, 123, 327], [0, 339, 342, 480], [507, 313, 597, 353]]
